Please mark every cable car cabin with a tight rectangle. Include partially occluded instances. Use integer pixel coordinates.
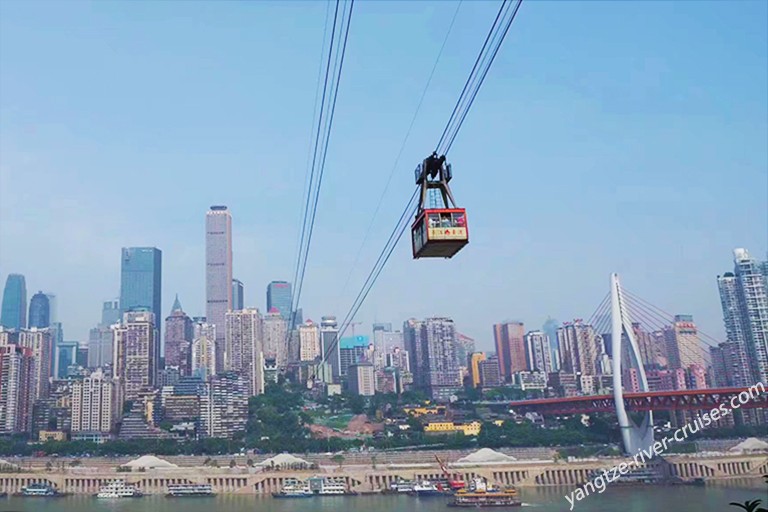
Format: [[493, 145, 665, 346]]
[[411, 208, 468, 258]]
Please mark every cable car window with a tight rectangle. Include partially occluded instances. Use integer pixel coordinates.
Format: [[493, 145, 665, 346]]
[[428, 214, 440, 228], [453, 213, 465, 227], [440, 213, 451, 227]]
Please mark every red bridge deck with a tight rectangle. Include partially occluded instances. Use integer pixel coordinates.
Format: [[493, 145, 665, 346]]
[[508, 387, 767, 415]]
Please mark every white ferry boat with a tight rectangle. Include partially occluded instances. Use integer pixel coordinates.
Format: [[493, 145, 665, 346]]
[[167, 483, 215, 497], [273, 478, 313, 499], [307, 476, 356, 496], [408, 480, 445, 497], [388, 478, 415, 493], [96, 480, 143, 498], [19, 483, 63, 497]]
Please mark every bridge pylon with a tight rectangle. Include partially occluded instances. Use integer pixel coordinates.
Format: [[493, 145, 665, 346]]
[[611, 273, 654, 455]]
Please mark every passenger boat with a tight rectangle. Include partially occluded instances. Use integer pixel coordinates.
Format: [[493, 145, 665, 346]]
[[18, 482, 65, 497], [272, 478, 313, 499], [388, 478, 415, 493], [449, 478, 522, 508], [307, 476, 357, 496], [95, 479, 143, 498], [408, 480, 446, 497], [166, 483, 215, 497]]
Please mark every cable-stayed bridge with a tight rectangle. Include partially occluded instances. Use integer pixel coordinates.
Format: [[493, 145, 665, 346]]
[[506, 274, 766, 454]]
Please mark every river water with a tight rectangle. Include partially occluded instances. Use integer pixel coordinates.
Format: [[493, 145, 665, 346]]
[[0, 481, 764, 512]]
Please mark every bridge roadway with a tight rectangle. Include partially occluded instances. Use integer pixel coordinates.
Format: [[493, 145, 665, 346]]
[[0, 452, 765, 495], [507, 387, 768, 415]]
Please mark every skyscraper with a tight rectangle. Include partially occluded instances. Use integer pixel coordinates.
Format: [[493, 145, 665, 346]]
[[232, 279, 244, 311], [298, 320, 320, 362], [113, 310, 157, 401], [266, 281, 292, 320], [165, 295, 193, 375], [224, 308, 264, 396], [525, 331, 553, 373], [119, 247, 162, 337], [17, 328, 53, 400], [718, 248, 768, 384], [70, 368, 120, 433], [56, 341, 79, 378], [493, 321, 526, 380], [1, 274, 27, 329], [468, 352, 486, 388], [262, 310, 288, 367], [101, 299, 121, 326], [0, 344, 36, 434], [28, 291, 50, 328], [420, 317, 462, 401], [663, 315, 704, 370], [45, 294, 57, 324], [200, 372, 248, 439], [556, 322, 603, 377], [403, 319, 424, 388], [320, 316, 340, 382], [88, 299, 121, 369], [206, 206, 233, 372], [191, 319, 216, 380]]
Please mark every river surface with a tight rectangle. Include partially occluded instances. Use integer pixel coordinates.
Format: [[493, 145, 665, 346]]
[[0, 481, 764, 512]]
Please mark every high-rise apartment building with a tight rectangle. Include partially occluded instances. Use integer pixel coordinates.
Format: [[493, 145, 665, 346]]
[[119, 247, 162, 338], [232, 279, 244, 311], [70, 369, 120, 433], [468, 352, 486, 388], [348, 363, 375, 396], [710, 341, 751, 387], [403, 319, 424, 388], [420, 317, 462, 401], [266, 281, 292, 321], [0, 344, 36, 434], [206, 206, 233, 373], [113, 311, 157, 401], [493, 322, 526, 380], [164, 295, 193, 375], [28, 291, 50, 329], [224, 309, 264, 396], [298, 320, 320, 362], [191, 319, 216, 380], [200, 372, 248, 439], [663, 315, 704, 370], [320, 316, 340, 382], [1, 274, 27, 329], [525, 331, 553, 373], [479, 355, 502, 388], [262, 310, 288, 367], [557, 322, 602, 376], [17, 328, 53, 400], [718, 248, 768, 384]]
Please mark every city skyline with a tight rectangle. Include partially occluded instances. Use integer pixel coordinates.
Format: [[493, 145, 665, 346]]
[[1, 1, 766, 349]]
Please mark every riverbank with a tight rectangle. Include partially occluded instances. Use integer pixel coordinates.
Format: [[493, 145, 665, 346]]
[[0, 450, 765, 495]]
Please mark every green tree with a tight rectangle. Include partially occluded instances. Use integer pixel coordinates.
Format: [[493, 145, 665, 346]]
[[331, 454, 344, 468]]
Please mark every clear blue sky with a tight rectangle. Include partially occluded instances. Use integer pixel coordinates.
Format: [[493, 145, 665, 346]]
[[1, 0, 766, 349]]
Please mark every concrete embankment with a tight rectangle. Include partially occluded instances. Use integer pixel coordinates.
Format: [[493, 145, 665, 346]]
[[0, 451, 765, 495]]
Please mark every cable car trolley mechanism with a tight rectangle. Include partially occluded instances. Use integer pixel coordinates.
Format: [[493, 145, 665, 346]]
[[411, 152, 468, 259]]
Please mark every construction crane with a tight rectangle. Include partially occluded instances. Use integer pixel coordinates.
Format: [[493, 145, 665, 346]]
[[435, 455, 466, 490]]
